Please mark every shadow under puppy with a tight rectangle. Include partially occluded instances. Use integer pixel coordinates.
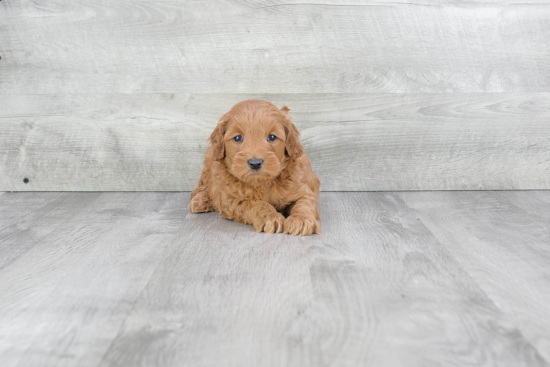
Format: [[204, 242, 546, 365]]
[[189, 99, 321, 235]]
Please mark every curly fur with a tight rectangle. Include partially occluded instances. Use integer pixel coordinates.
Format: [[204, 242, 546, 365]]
[[189, 99, 321, 236]]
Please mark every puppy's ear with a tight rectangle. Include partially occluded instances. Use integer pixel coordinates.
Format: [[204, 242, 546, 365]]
[[209, 113, 230, 160], [280, 106, 304, 159]]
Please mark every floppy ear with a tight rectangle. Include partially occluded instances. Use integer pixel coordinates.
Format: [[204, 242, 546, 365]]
[[209, 113, 230, 160], [280, 106, 304, 159]]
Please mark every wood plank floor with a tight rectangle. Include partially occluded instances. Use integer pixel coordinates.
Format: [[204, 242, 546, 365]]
[[0, 191, 549, 367]]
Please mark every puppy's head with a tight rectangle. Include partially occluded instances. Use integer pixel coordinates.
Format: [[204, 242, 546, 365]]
[[209, 99, 304, 186]]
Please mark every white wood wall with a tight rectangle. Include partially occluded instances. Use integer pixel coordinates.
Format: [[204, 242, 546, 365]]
[[1, 0, 549, 191]]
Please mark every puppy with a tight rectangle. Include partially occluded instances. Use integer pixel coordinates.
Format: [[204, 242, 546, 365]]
[[189, 99, 320, 236]]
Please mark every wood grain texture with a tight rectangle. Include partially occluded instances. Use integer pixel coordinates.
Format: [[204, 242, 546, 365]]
[[400, 191, 550, 362], [0, 192, 187, 367], [1, 192, 549, 366], [1, 93, 549, 191], [0, 192, 99, 269], [1, 0, 550, 93]]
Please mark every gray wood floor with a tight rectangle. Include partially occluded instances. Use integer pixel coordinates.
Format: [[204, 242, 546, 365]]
[[0, 191, 549, 367]]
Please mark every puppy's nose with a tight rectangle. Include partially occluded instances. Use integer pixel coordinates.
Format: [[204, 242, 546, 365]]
[[248, 158, 264, 170]]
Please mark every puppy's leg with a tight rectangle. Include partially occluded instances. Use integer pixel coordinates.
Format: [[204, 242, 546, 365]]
[[231, 200, 285, 234], [189, 190, 214, 213], [189, 167, 214, 213], [284, 194, 320, 236]]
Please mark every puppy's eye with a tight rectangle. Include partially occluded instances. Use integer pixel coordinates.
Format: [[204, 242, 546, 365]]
[[233, 135, 243, 143], [267, 134, 277, 142]]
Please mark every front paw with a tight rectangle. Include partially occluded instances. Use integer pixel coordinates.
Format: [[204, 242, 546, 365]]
[[188, 192, 214, 213], [284, 215, 320, 236], [254, 212, 285, 234]]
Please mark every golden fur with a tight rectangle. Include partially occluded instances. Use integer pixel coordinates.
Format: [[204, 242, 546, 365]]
[[189, 99, 321, 236]]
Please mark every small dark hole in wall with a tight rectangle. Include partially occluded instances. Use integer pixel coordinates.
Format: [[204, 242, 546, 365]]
[[23, 178, 30, 184]]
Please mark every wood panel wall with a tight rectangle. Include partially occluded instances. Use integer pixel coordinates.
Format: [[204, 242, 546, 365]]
[[1, 0, 549, 191]]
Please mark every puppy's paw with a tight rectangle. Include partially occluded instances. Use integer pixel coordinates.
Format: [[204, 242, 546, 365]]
[[284, 215, 320, 236], [255, 212, 285, 234], [188, 192, 214, 213]]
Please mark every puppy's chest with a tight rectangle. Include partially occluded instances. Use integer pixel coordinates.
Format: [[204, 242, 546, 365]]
[[264, 185, 296, 211]]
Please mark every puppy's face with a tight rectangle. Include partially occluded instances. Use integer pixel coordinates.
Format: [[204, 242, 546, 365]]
[[209, 100, 303, 186]]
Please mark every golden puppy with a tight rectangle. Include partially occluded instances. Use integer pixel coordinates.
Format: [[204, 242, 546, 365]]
[[189, 99, 320, 235]]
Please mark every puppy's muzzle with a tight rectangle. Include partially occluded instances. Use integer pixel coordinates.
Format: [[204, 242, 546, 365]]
[[248, 158, 264, 171]]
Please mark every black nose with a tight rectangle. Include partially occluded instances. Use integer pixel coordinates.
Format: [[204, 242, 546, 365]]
[[248, 158, 264, 170]]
